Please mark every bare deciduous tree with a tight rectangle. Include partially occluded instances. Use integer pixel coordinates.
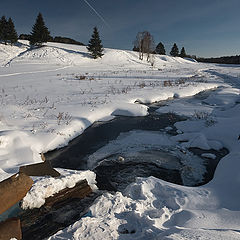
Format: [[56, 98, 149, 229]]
[[134, 32, 143, 60], [133, 31, 155, 62]]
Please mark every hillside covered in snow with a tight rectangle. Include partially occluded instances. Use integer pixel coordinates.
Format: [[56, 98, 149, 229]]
[[0, 41, 240, 239]]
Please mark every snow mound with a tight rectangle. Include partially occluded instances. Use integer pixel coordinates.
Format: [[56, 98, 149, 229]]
[[12, 46, 74, 65], [48, 177, 209, 240], [1, 40, 197, 69], [98, 49, 192, 67], [158, 55, 196, 64], [0, 42, 27, 66]]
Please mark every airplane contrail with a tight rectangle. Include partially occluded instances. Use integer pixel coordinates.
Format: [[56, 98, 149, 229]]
[[82, 0, 110, 28]]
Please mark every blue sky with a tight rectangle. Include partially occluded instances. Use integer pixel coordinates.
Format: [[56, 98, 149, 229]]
[[1, 0, 240, 57]]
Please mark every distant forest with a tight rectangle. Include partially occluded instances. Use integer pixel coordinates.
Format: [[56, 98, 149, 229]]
[[19, 34, 85, 46], [197, 55, 240, 65]]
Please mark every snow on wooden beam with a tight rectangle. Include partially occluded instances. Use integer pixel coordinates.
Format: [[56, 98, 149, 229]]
[[44, 179, 92, 208]]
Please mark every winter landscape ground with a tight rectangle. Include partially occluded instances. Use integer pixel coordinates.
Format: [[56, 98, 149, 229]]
[[0, 41, 240, 239]]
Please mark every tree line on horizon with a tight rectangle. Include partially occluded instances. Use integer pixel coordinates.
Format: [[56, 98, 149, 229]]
[[1, 14, 239, 64], [132, 31, 240, 64], [0, 13, 104, 59], [19, 34, 85, 46], [197, 55, 240, 64], [133, 31, 189, 60]]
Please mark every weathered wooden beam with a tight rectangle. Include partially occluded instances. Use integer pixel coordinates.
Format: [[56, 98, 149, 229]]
[[0, 173, 33, 215], [19, 192, 100, 240], [44, 179, 92, 208], [0, 218, 22, 240], [19, 179, 94, 239], [19, 160, 60, 177]]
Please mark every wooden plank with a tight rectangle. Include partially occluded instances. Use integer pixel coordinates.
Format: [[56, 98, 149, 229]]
[[19, 192, 100, 240], [0, 218, 22, 240], [19, 160, 60, 177], [44, 179, 92, 208], [19, 179, 93, 239], [0, 173, 33, 215]]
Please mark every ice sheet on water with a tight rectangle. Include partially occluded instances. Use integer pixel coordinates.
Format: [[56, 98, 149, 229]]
[[87, 130, 206, 186]]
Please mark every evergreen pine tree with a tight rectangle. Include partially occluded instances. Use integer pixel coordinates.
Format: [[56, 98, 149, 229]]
[[180, 47, 187, 58], [155, 42, 166, 55], [7, 18, 18, 45], [30, 13, 51, 47], [170, 43, 179, 57], [0, 16, 8, 44], [0, 17, 3, 41], [87, 27, 104, 59]]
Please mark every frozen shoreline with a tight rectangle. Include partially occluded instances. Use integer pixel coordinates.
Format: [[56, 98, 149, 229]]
[[0, 41, 240, 239]]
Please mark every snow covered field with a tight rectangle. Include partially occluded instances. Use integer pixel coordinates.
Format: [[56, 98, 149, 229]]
[[0, 41, 240, 239]]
